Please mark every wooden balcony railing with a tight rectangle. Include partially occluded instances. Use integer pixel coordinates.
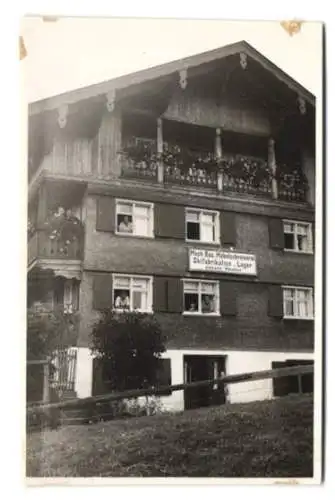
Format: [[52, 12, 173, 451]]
[[277, 166, 308, 202], [220, 155, 272, 198], [164, 164, 218, 188], [28, 230, 83, 266], [119, 137, 309, 203], [120, 138, 158, 181], [121, 158, 158, 181]]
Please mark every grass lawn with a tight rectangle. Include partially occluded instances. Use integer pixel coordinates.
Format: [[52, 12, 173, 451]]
[[26, 394, 313, 478]]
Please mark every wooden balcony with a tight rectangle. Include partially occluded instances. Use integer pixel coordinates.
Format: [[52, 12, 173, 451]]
[[119, 137, 309, 203], [164, 164, 218, 189], [120, 137, 158, 182], [277, 166, 308, 202], [28, 230, 83, 267], [121, 159, 158, 181]]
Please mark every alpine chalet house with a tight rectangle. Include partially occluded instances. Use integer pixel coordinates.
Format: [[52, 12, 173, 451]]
[[27, 41, 315, 411]]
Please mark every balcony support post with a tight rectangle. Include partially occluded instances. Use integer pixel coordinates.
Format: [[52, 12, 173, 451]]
[[268, 138, 278, 200], [157, 117, 164, 184], [215, 128, 223, 192], [36, 182, 48, 230]]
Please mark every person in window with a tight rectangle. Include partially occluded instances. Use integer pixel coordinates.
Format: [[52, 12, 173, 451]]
[[114, 291, 130, 310], [202, 294, 215, 313], [118, 215, 133, 234], [188, 302, 197, 312]]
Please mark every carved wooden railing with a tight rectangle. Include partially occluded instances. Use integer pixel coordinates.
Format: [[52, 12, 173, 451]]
[[120, 137, 158, 181], [162, 145, 217, 188], [119, 137, 309, 203], [164, 164, 218, 188], [276, 164, 308, 202], [220, 155, 272, 198], [28, 230, 84, 265]]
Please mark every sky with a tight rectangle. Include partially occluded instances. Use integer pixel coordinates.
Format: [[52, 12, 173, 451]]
[[21, 17, 322, 103]]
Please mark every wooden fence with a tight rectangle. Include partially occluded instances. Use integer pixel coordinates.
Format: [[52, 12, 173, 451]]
[[27, 363, 314, 415]]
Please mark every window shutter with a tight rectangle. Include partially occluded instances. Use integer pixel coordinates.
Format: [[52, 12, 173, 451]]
[[167, 277, 183, 313], [92, 273, 113, 310], [96, 196, 115, 232], [268, 218, 284, 249], [154, 203, 185, 239], [156, 358, 172, 395], [220, 212, 236, 246], [268, 285, 283, 318], [153, 277, 168, 312], [219, 281, 237, 316]]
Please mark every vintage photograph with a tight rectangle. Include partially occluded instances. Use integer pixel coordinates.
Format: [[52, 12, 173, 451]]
[[23, 17, 323, 483]]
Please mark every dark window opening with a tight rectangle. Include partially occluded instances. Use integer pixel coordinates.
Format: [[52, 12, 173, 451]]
[[284, 232, 294, 249], [117, 214, 133, 234], [272, 360, 314, 397], [184, 293, 199, 312], [114, 289, 130, 309], [201, 294, 215, 313], [187, 222, 200, 240]]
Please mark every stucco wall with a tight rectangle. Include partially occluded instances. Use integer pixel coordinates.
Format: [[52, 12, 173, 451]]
[[74, 347, 314, 407]]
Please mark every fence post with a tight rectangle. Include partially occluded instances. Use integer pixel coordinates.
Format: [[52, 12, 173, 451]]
[[157, 118, 164, 183], [42, 360, 50, 403], [42, 359, 51, 429]]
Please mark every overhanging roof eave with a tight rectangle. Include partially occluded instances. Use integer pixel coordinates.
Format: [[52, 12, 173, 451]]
[[28, 40, 315, 117]]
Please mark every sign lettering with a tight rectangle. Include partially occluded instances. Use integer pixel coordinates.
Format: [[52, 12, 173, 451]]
[[189, 248, 257, 275]]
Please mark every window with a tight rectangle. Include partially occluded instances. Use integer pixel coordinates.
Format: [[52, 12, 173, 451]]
[[183, 280, 219, 315], [272, 360, 314, 397], [63, 280, 79, 314], [283, 287, 314, 319], [52, 279, 79, 314], [283, 220, 313, 253], [186, 208, 219, 243], [113, 275, 152, 313], [116, 200, 153, 237]]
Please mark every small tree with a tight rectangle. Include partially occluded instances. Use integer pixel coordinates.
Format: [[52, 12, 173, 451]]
[[27, 303, 79, 361], [27, 303, 80, 403], [90, 310, 166, 393]]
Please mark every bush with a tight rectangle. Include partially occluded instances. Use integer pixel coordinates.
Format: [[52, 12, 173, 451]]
[[91, 310, 166, 393]]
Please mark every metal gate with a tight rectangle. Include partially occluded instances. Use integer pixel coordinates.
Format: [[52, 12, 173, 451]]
[[51, 348, 77, 394]]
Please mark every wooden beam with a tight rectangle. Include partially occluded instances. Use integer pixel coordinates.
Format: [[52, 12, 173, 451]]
[[120, 106, 159, 119], [268, 138, 278, 200], [27, 364, 314, 413]]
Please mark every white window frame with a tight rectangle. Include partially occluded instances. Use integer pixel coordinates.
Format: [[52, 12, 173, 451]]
[[283, 220, 313, 254], [185, 207, 220, 245], [282, 285, 314, 320], [183, 279, 220, 316], [115, 199, 154, 238], [112, 274, 153, 313]]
